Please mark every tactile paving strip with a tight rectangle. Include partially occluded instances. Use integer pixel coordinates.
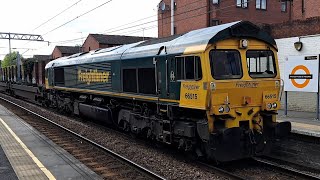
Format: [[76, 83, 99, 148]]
[[0, 144, 18, 180], [0, 118, 49, 180], [0, 103, 102, 180]]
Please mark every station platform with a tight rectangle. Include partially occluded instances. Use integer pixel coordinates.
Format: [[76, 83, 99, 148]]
[[277, 110, 320, 138], [0, 104, 102, 180]]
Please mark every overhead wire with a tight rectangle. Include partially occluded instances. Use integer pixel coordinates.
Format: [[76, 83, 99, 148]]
[[104, 3, 208, 34], [42, 0, 113, 36], [32, 0, 83, 32], [51, 0, 207, 44], [108, 25, 158, 37], [101, 0, 204, 33], [19, 0, 84, 54], [160, 0, 254, 28], [21, 0, 113, 56], [127, 0, 255, 36], [105, 0, 253, 35], [26, 0, 252, 56], [50, 24, 157, 45]]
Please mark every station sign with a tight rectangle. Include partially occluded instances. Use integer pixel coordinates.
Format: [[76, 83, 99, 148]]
[[284, 55, 319, 92]]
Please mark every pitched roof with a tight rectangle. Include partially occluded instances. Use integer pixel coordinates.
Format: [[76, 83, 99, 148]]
[[55, 46, 80, 54], [33, 55, 52, 61], [89, 34, 154, 45]]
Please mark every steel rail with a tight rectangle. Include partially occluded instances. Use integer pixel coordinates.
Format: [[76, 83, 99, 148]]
[[0, 96, 166, 180], [253, 157, 320, 180], [197, 161, 246, 180]]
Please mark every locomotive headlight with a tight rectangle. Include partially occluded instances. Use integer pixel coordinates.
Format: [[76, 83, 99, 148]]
[[210, 82, 216, 90], [267, 103, 272, 109], [218, 106, 224, 113], [272, 102, 278, 109], [240, 39, 248, 49], [225, 105, 230, 113]]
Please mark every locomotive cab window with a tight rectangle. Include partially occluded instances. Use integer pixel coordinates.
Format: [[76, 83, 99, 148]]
[[246, 50, 276, 78], [210, 50, 242, 79], [175, 56, 202, 80], [54, 68, 65, 86]]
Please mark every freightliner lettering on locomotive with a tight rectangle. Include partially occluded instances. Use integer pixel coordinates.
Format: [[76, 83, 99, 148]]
[[1, 21, 292, 162]]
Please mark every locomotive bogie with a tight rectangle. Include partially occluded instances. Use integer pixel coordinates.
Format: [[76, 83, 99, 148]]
[[0, 21, 291, 162]]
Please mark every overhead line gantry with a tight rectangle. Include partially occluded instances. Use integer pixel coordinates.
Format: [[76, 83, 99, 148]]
[[0, 32, 45, 53]]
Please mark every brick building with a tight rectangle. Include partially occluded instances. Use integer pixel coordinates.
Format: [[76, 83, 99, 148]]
[[82, 34, 151, 52], [292, 0, 320, 20], [158, 0, 320, 38], [268, 17, 320, 39], [51, 46, 81, 59], [32, 55, 52, 85], [157, 0, 320, 113]]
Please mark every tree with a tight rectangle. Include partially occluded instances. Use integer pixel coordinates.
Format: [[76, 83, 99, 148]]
[[1, 52, 24, 68]]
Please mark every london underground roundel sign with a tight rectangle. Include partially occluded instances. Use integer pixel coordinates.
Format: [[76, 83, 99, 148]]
[[290, 65, 311, 89], [284, 55, 319, 92]]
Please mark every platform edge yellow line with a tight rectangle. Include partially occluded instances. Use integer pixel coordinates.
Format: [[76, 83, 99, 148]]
[[0, 117, 56, 180]]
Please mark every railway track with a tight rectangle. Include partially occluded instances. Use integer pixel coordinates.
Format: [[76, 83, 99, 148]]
[[253, 157, 320, 179], [2, 92, 320, 180], [1, 93, 251, 179], [198, 158, 320, 180], [197, 161, 247, 180], [0, 96, 165, 180], [289, 132, 320, 144]]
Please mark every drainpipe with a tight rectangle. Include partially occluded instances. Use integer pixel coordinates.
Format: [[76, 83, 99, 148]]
[[171, 0, 174, 35], [289, 0, 293, 22], [207, 0, 211, 27]]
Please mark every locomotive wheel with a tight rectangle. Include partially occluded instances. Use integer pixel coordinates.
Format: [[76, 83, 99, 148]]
[[119, 120, 130, 132]]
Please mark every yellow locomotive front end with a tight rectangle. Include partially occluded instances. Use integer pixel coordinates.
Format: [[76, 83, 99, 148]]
[[201, 38, 291, 161]]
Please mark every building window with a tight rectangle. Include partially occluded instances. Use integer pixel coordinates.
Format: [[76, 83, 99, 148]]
[[256, 0, 266, 10], [237, 0, 248, 8], [211, 19, 220, 26], [281, 1, 287, 12], [212, 0, 219, 5]]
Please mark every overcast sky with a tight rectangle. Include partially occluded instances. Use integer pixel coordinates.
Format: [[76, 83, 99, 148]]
[[0, 0, 160, 59]]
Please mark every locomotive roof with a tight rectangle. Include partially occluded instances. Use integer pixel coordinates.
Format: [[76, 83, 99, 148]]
[[46, 21, 277, 68]]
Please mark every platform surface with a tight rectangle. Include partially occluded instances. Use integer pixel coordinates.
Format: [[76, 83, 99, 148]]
[[277, 110, 320, 137], [0, 144, 18, 180], [0, 103, 102, 180]]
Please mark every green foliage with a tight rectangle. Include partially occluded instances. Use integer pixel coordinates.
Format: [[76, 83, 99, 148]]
[[1, 52, 24, 68]]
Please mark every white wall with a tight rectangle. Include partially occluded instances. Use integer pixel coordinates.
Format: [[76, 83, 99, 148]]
[[276, 35, 320, 112]]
